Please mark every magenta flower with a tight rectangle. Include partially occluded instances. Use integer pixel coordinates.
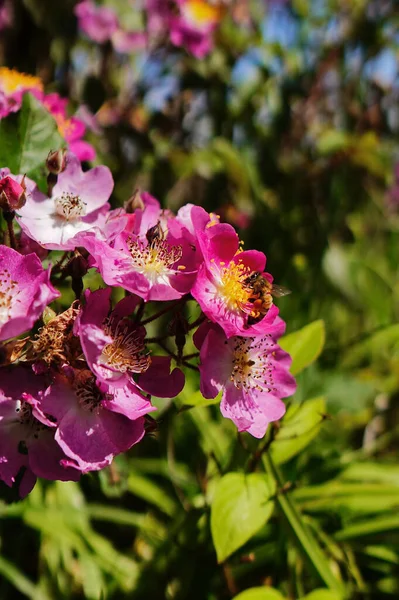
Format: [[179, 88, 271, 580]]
[[74, 0, 119, 44], [76, 288, 185, 397], [191, 222, 284, 338], [170, 0, 223, 58], [16, 153, 119, 250], [197, 324, 296, 437], [0, 68, 43, 119], [76, 288, 150, 388], [79, 194, 198, 301], [35, 368, 153, 472], [0, 1, 12, 32], [41, 92, 96, 162], [0, 367, 80, 498], [0, 246, 59, 342]]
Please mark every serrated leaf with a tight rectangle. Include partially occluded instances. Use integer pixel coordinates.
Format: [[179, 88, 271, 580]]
[[211, 473, 275, 563], [280, 321, 325, 375], [0, 92, 64, 186], [233, 587, 286, 600], [271, 397, 326, 465]]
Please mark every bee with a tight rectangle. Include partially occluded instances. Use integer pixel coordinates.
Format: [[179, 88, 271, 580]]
[[244, 271, 291, 323]]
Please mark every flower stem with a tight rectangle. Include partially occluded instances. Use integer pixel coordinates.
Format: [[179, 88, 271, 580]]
[[140, 296, 189, 326], [4, 211, 17, 249]]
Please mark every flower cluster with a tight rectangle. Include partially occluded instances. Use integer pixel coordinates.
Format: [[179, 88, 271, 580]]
[[74, 0, 228, 58], [0, 149, 295, 497], [0, 68, 95, 161]]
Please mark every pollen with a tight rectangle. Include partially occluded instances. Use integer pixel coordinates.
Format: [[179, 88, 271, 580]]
[[230, 336, 276, 394], [217, 261, 252, 312], [54, 192, 87, 221], [0, 269, 19, 324], [101, 318, 150, 374], [128, 236, 183, 282], [0, 67, 43, 95]]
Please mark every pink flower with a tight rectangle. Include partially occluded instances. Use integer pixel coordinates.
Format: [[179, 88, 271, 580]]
[[0, 1, 12, 32], [0, 367, 80, 498], [197, 324, 296, 437], [170, 0, 223, 58], [79, 194, 198, 301], [74, 0, 119, 44], [42, 93, 96, 161], [16, 153, 119, 250], [0, 68, 43, 119], [0, 246, 59, 341], [76, 288, 185, 397], [35, 368, 153, 472], [0, 173, 26, 211], [191, 222, 284, 338]]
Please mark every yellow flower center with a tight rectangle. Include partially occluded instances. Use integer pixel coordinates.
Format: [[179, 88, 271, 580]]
[[0, 67, 43, 96], [217, 261, 252, 312], [51, 113, 76, 141], [128, 237, 183, 283], [183, 0, 223, 27]]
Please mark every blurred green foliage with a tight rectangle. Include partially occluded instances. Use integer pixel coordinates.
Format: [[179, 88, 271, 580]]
[[1, 0, 399, 598]]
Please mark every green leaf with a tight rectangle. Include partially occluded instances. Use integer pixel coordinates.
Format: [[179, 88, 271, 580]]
[[335, 515, 399, 541], [211, 472, 275, 563], [280, 321, 325, 375], [271, 397, 326, 465], [302, 591, 343, 600], [127, 472, 178, 517], [262, 453, 344, 594], [0, 92, 64, 186], [0, 554, 49, 600], [233, 587, 286, 600], [180, 389, 222, 407]]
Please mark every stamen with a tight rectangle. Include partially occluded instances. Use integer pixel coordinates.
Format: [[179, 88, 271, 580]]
[[54, 192, 87, 221], [215, 261, 252, 313], [31, 303, 81, 366], [15, 400, 47, 440], [101, 318, 150, 374], [127, 236, 183, 282], [0, 269, 19, 324], [74, 370, 107, 412], [230, 336, 276, 394]]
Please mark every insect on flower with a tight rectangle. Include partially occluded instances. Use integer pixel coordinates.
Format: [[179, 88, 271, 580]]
[[244, 271, 291, 324]]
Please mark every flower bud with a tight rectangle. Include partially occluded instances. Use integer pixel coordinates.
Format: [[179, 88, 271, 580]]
[[124, 189, 145, 213], [0, 175, 26, 211], [46, 148, 67, 175]]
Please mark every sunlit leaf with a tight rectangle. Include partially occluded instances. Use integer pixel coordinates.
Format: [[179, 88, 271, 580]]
[[211, 472, 275, 562], [233, 587, 286, 600], [280, 321, 325, 375], [271, 397, 326, 465]]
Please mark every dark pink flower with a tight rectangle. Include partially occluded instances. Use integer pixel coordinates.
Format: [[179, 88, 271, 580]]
[[0, 246, 59, 341], [170, 0, 224, 58], [191, 222, 284, 338], [198, 324, 296, 437], [0, 174, 26, 211], [16, 153, 119, 250], [74, 0, 119, 44], [76, 288, 185, 398], [41, 93, 96, 162], [36, 368, 153, 472], [0, 367, 80, 498], [79, 194, 198, 301]]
